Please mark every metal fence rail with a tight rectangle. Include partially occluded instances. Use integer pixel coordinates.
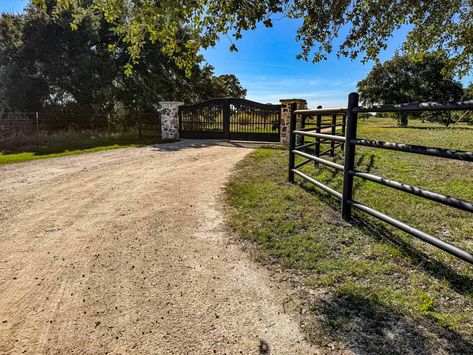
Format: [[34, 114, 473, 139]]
[[288, 93, 473, 264], [296, 107, 347, 160]]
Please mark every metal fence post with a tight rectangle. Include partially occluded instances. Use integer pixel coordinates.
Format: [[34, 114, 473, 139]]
[[223, 98, 230, 140], [341, 92, 359, 221], [315, 105, 322, 157], [288, 102, 297, 183], [35, 112, 40, 135], [315, 114, 322, 155], [341, 113, 346, 151], [330, 114, 336, 156], [300, 115, 306, 146]]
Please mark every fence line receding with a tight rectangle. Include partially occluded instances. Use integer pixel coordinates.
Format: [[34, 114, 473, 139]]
[[288, 93, 473, 264], [0, 112, 162, 138]]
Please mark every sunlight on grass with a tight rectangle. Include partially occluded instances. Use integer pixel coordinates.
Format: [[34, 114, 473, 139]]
[[225, 117, 473, 352], [0, 130, 170, 165], [0, 144, 138, 165]]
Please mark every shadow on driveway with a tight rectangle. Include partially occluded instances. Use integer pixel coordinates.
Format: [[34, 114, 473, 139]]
[[151, 139, 282, 152]]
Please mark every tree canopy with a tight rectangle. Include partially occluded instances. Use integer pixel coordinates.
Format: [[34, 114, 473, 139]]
[[0, 3, 246, 117], [35, 0, 473, 77], [357, 54, 464, 126], [463, 82, 473, 100]]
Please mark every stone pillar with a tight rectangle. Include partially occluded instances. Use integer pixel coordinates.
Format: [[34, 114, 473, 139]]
[[279, 99, 307, 147], [159, 101, 184, 140]]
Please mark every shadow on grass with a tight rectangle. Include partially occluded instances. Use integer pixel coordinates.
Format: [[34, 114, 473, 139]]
[[298, 152, 375, 199], [353, 216, 473, 296], [299, 179, 473, 296], [314, 292, 473, 354], [295, 151, 472, 296], [0, 136, 166, 156], [152, 139, 282, 152], [297, 179, 473, 296]]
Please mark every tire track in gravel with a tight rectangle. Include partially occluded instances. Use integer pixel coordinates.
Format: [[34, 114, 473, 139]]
[[0, 140, 321, 354]]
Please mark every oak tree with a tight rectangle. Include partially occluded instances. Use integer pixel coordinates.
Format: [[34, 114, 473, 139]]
[[34, 0, 473, 77], [357, 54, 464, 126]]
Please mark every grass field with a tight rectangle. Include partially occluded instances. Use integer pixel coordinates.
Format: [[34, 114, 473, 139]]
[[0, 130, 169, 165], [226, 118, 473, 353]]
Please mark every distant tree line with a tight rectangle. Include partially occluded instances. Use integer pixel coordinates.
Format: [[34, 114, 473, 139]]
[[0, 2, 246, 127], [357, 53, 473, 127]]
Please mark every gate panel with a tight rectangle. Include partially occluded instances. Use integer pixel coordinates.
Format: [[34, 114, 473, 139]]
[[228, 98, 280, 141], [179, 98, 281, 141], [179, 99, 226, 139]]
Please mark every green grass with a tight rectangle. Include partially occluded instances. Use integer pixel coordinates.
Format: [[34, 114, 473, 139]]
[[0, 130, 171, 165], [225, 118, 473, 353]]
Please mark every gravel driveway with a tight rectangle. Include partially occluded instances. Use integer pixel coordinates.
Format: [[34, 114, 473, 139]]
[[0, 140, 318, 354]]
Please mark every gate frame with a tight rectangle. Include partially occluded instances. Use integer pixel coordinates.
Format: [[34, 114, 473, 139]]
[[179, 97, 281, 142]]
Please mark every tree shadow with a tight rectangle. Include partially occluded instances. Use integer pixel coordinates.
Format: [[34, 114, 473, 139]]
[[314, 292, 473, 354], [298, 152, 375, 199], [0, 135, 167, 156], [151, 139, 281, 152], [295, 151, 473, 296], [352, 215, 473, 296]]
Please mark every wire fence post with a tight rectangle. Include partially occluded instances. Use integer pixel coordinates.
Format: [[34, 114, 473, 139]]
[[341, 92, 359, 221], [288, 102, 297, 183], [35, 112, 40, 135]]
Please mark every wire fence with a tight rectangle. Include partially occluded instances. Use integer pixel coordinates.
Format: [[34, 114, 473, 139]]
[[0, 112, 161, 137]]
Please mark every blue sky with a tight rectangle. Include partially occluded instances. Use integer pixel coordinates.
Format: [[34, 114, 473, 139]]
[[1, 0, 28, 14], [3, 1, 472, 107], [202, 19, 408, 107], [202, 19, 471, 107]]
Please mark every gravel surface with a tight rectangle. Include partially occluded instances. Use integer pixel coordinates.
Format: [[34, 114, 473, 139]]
[[0, 140, 319, 354]]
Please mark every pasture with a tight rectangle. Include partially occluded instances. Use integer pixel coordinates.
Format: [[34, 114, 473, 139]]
[[226, 117, 473, 353]]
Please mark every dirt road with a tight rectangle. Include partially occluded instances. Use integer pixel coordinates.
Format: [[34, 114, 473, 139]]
[[0, 141, 318, 354]]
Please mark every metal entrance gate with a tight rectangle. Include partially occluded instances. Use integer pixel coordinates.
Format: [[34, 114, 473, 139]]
[[179, 98, 281, 141]]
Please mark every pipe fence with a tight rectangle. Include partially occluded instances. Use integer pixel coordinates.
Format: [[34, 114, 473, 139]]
[[288, 93, 473, 264]]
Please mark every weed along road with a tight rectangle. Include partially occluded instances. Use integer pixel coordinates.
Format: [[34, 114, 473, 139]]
[[0, 140, 317, 354]]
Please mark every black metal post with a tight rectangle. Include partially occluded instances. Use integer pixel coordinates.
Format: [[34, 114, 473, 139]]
[[300, 114, 306, 145], [223, 98, 231, 140], [341, 113, 346, 151], [330, 114, 336, 156], [288, 102, 297, 183], [316, 115, 322, 155], [342, 93, 359, 221], [315, 106, 322, 157]]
